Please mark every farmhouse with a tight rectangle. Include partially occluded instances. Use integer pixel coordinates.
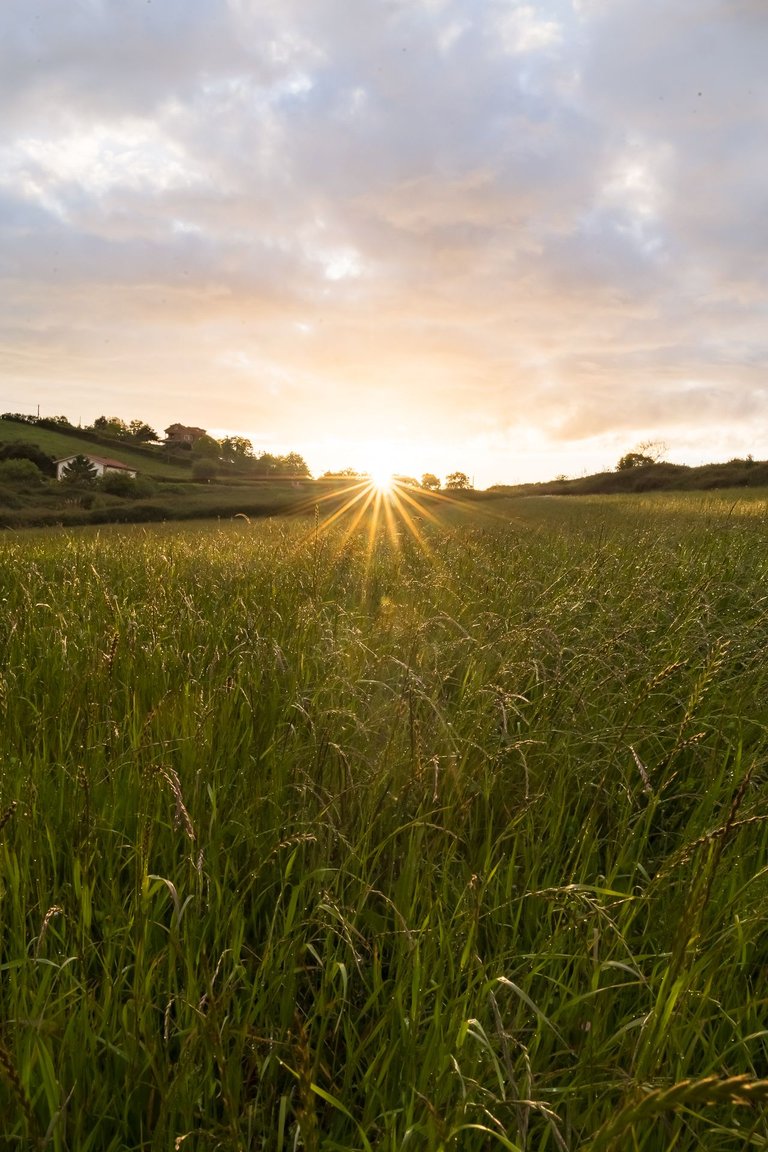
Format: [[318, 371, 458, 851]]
[[55, 454, 138, 481], [165, 423, 207, 446]]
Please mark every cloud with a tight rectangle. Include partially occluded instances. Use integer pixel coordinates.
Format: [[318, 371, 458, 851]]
[[493, 4, 564, 54], [0, 0, 766, 482]]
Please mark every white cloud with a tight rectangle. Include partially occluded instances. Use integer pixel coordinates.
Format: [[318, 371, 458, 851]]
[[437, 20, 468, 53], [495, 5, 563, 53], [321, 249, 363, 281], [1, 120, 198, 206]]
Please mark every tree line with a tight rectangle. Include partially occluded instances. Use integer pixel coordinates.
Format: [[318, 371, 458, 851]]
[[188, 434, 311, 481], [318, 469, 473, 491]]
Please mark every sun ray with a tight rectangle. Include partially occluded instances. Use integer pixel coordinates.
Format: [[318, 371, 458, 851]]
[[291, 467, 502, 593], [387, 486, 436, 558]]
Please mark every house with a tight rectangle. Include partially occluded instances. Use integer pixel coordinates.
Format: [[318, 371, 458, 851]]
[[55, 454, 138, 481], [165, 423, 207, 447]]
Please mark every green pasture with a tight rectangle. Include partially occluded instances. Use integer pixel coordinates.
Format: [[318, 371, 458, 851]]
[[1, 493, 768, 1149], [0, 477, 319, 530]]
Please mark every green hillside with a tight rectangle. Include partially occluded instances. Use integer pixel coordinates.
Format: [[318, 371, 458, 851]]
[[0, 418, 190, 479], [489, 457, 768, 495]]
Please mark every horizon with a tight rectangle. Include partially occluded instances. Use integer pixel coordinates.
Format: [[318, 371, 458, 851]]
[[5, 408, 763, 489]]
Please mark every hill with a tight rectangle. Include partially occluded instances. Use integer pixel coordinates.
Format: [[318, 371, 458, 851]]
[[489, 457, 768, 496], [0, 416, 191, 479]]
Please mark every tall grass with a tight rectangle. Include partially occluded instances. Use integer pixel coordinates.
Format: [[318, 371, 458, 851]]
[[1, 497, 768, 1149]]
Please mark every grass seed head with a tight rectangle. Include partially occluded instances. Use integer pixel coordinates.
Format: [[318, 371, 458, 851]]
[[158, 765, 195, 841]]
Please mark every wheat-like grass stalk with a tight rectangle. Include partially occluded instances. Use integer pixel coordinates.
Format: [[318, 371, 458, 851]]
[[654, 812, 768, 880], [629, 744, 653, 795], [635, 761, 758, 1081], [586, 1075, 768, 1151], [158, 764, 195, 841], [35, 904, 64, 957], [293, 1014, 319, 1152], [0, 1037, 36, 1133]]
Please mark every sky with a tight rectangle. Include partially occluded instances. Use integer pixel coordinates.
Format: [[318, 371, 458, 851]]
[[1, 0, 767, 486]]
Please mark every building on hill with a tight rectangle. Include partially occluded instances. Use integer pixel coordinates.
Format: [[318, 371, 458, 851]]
[[165, 423, 207, 447], [55, 454, 137, 481]]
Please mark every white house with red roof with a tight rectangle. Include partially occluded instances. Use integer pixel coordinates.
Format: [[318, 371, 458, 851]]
[[55, 454, 138, 481]]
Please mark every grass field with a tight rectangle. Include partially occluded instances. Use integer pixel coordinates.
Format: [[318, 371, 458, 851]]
[[2, 492, 768, 1150], [0, 476, 322, 530]]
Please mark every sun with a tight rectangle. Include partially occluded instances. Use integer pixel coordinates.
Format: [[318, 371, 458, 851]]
[[369, 466, 395, 494]]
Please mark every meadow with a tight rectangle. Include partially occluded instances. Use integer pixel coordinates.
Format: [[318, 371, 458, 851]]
[[1, 491, 768, 1150]]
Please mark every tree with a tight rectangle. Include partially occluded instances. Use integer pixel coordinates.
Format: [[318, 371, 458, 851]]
[[616, 452, 655, 471], [445, 471, 472, 490], [280, 452, 311, 477], [637, 439, 667, 463], [220, 436, 255, 465], [191, 434, 221, 460], [421, 473, 440, 491], [253, 452, 278, 476], [128, 419, 159, 443], [61, 455, 98, 485], [92, 416, 129, 440]]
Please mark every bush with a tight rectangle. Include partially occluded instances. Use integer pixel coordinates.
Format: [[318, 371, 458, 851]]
[[1, 412, 37, 424], [89, 501, 163, 523], [99, 472, 155, 499], [130, 502, 170, 522], [0, 485, 22, 508], [0, 458, 46, 487], [193, 459, 219, 482], [0, 441, 56, 476], [155, 483, 189, 496], [617, 452, 655, 471], [37, 416, 74, 430], [61, 491, 96, 509]]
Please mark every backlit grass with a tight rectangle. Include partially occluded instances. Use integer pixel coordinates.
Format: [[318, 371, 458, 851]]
[[1, 495, 768, 1149]]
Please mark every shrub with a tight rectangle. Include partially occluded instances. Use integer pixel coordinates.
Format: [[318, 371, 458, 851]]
[[0, 485, 22, 508], [123, 502, 170, 522], [0, 441, 56, 476], [193, 459, 219, 482], [0, 458, 46, 487], [62, 490, 96, 509], [617, 452, 655, 470], [99, 472, 155, 498]]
